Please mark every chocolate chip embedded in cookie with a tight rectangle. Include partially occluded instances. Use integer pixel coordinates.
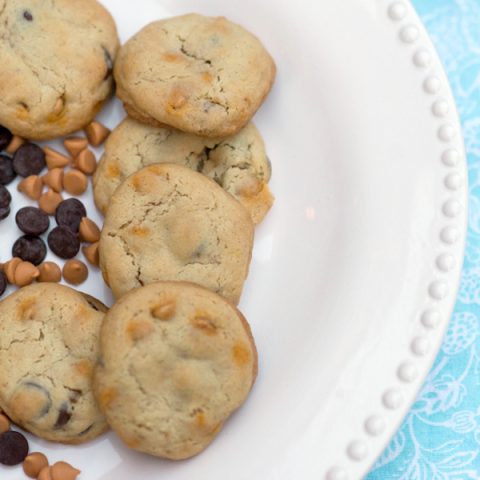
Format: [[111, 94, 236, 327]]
[[99, 164, 254, 303], [93, 117, 274, 224], [114, 14, 276, 137], [0, 0, 119, 140], [93, 281, 257, 460], [0, 283, 108, 443]]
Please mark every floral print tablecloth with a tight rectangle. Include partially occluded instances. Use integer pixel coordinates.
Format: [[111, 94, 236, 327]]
[[368, 0, 480, 478]]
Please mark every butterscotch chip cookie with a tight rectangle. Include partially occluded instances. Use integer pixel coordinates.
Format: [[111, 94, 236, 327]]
[[114, 14, 276, 137], [93, 117, 273, 224], [93, 281, 258, 459], [99, 164, 254, 303], [0, 283, 108, 443], [0, 0, 119, 140]]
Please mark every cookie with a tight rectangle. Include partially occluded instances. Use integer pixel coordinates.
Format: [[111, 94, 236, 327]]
[[114, 14, 276, 137], [0, 283, 108, 443], [99, 164, 254, 304], [0, 0, 119, 140], [93, 281, 258, 459], [93, 117, 274, 223]]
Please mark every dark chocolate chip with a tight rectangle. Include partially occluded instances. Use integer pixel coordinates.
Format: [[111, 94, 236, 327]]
[[15, 207, 49, 235], [0, 126, 13, 150], [0, 154, 16, 185], [13, 143, 46, 177], [48, 226, 80, 259], [23, 382, 52, 418], [0, 206, 10, 221], [23, 10, 33, 21], [54, 404, 72, 429], [0, 271, 7, 296], [12, 235, 47, 265], [0, 431, 29, 466], [0, 184, 11, 207], [55, 198, 86, 232], [103, 46, 113, 79]]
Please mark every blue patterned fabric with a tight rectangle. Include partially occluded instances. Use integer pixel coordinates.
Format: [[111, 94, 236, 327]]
[[367, 0, 480, 478]]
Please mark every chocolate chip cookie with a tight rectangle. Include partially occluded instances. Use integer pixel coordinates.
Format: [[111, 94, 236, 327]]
[[93, 117, 274, 224], [0, 0, 119, 140], [99, 164, 254, 304], [0, 283, 108, 443], [94, 281, 258, 459], [114, 14, 276, 137]]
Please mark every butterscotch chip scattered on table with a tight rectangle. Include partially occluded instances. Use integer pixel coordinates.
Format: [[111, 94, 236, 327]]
[[93, 281, 258, 460], [79, 218, 101, 243], [38, 466, 52, 480], [44, 147, 70, 170], [64, 137, 89, 158], [0, 413, 10, 434], [37, 262, 62, 283], [38, 189, 63, 215], [82, 242, 99, 266], [14, 262, 40, 287], [17, 176, 43, 200], [63, 170, 88, 196], [42, 168, 64, 193], [23, 452, 49, 479], [63, 260, 88, 285], [4, 258, 22, 284], [6, 136, 25, 155], [50, 461, 81, 480], [85, 121, 110, 147], [74, 149, 97, 175]]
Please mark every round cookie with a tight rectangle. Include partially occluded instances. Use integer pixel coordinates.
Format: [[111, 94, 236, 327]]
[[93, 281, 258, 460], [0, 283, 108, 443], [114, 14, 276, 138], [93, 117, 274, 224], [99, 163, 254, 304], [0, 0, 119, 140]]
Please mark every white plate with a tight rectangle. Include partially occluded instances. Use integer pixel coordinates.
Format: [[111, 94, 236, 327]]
[[1, 1, 467, 479]]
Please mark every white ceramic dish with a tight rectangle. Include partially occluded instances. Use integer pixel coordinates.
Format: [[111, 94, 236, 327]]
[[1, 1, 467, 479]]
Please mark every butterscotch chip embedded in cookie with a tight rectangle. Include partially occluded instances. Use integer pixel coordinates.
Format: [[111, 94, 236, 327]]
[[93, 281, 258, 460], [114, 14, 276, 137], [0, 0, 119, 140], [0, 283, 108, 443], [99, 164, 254, 303], [93, 117, 274, 224]]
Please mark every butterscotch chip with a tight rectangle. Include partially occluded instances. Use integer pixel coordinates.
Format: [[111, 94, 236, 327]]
[[51, 461, 81, 480], [42, 168, 64, 193], [17, 175, 43, 200], [38, 189, 63, 215], [74, 148, 97, 175], [63, 170, 88, 196], [63, 260, 88, 285], [82, 242, 99, 266], [151, 301, 175, 320], [6, 135, 25, 154], [79, 217, 101, 243], [44, 147, 70, 170], [38, 262, 62, 283], [0, 413, 10, 433], [14, 262, 40, 287], [23, 452, 48, 478], [4, 258, 22, 284], [85, 121, 110, 147], [64, 137, 89, 158], [38, 466, 53, 480]]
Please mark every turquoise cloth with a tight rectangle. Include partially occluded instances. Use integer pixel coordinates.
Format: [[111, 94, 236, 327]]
[[367, 0, 480, 478]]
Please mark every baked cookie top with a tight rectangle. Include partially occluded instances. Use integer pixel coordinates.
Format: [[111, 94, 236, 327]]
[[93, 117, 274, 223], [94, 281, 258, 459], [99, 163, 254, 304], [114, 14, 276, 137], [0, 283, 108, 443], [0, 0, 119, 140]]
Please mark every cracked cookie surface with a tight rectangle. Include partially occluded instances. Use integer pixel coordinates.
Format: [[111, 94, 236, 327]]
[[114, 14, 276, 137], [0, 0, 119, 140], [93, 117, 274, 224], [99, 163, 254, 304], [0, 283, 108, 443], [93, 281, 258, 459]]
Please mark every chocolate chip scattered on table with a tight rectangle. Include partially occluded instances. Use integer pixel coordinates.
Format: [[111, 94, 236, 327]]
[[0, 430, 29, 466], [12, 235, 47, 266], [16, 207, 50, 236], [12, 143, 46, 177], [48, 227, 80, 259]]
